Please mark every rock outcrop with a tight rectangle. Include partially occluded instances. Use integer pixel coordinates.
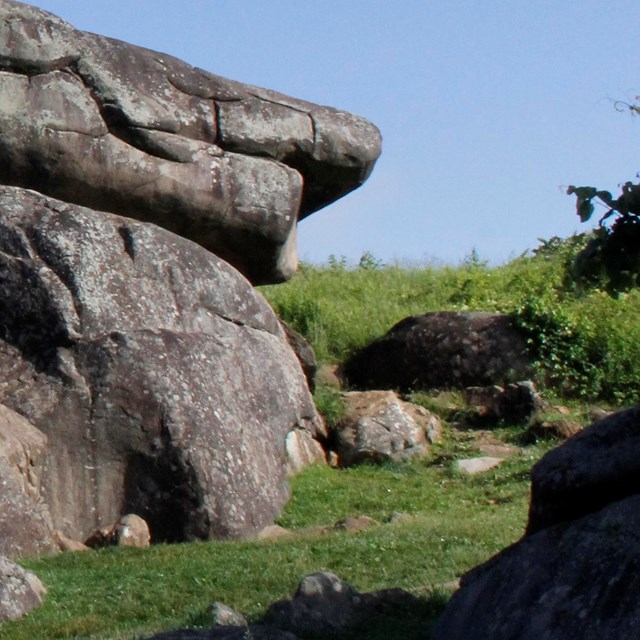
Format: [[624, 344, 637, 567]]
[[432, 407, 640, 639], [0, 0, 381, 284], [342, 312, 533, 392], [0, 186, 324, 543]]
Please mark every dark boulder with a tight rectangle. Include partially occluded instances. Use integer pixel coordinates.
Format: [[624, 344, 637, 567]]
[[343, 312, 532, 392], [0, 186, 323, 544], [527, 406, 640, 535], [0, 0, 381, 284], [432, 494, 640, 640]]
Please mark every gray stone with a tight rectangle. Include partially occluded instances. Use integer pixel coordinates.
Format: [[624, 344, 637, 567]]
[[342, 312, 533, 392], [0, 556, 46, 621], [0, 405, 57, 558], [0, 0, 381, 284], [432, 494, 640, 640], [210, 602, 247, 628], [331, 390, 441, 466], [0, 186, 323, 544], [527, 406, 640, 535], [455, 457, 503, 475]]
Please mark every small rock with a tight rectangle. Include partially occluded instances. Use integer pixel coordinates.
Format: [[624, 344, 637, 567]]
[[456, 457, 503, 475], [334, 516, 379, 532], [385, 512, 415, 524], [315, 365, 343, 389], [257, 525, 292, 540], [54, 531, 90, 553], [85, 514, 151, 548], [210, 602, 248, 628]]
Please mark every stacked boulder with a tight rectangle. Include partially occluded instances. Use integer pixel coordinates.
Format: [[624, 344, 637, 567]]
[[0, 0, 381, 556]]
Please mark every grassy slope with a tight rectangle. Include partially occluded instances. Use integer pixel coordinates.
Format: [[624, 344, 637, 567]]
[[6, 432, 549, 640], [4, 242, 636, 639]]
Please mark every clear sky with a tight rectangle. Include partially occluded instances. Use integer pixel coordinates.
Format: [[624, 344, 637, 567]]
[[31, 0, 640, 266]]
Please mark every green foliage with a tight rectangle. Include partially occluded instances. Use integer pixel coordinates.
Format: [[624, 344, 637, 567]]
[[568, 182, 640, 293], [313, 384, 346, 428], [513, 295, 604, 398]]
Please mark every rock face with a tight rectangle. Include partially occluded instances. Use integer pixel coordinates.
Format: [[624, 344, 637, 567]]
[[527, 406, 640, 535], [330, 391, 441, 466], [0, 404, 57, 558], [0, 556, 47, 621], [0, 0, 381, 284], [0, 186, 324, 543], [462, 381, 546, 425], [342, 312, 532, 392], [432, 407, 640, 640]]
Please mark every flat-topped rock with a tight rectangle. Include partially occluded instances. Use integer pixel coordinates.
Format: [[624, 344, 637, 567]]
[[0, 0, 381, 284]]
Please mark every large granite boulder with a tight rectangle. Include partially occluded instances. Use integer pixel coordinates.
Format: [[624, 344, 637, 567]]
[[0, 186, 324, 543], [342, 312, 533, 392], [0, 0, 381, 284], [432, 407, 640, 639]]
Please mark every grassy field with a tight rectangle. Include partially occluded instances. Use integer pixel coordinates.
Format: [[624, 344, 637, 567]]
[[3, 236, 635, 639]]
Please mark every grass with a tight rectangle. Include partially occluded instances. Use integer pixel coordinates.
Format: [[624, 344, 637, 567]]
[[3, 421, 551, 640]]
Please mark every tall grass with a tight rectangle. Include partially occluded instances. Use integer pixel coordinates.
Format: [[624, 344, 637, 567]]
[[261, 240, 640, 403]]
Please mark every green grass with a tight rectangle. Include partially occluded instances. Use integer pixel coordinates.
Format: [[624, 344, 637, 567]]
[[261, 240, 640, 403], [4, 424, 549, 640]]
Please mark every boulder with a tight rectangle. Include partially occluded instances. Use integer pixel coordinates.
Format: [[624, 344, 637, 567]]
[[0, 556, 46, 621], [433, 406, 640, 639], [0, 0, 381, 284], [0, 186, 323, 544], [342, 312, 533, 392], [279, 322, 317, 391], [264, 571, 420, 635], [330, 391, 441, 466], [0, 404, 57, 558], [85, 514, 151, 549], [432, 494, 640, 640], [527, 406, 640, 535]]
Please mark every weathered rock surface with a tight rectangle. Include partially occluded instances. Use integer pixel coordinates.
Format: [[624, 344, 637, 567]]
[[342, 312, 533, 392], [433, 407, 640, 639], [432, 494, 640, 640], [0, 404, 57, 558], [330, 390, 441, 466], [279, 322, 317, 392], [527, 406, 640, 535], [0, 0, 381, 284], [0, 556, 46, 621], [0, 186, 323, 543]]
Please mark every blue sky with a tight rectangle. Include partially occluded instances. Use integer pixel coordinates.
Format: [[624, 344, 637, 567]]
[[32, 1, 640, 266]]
